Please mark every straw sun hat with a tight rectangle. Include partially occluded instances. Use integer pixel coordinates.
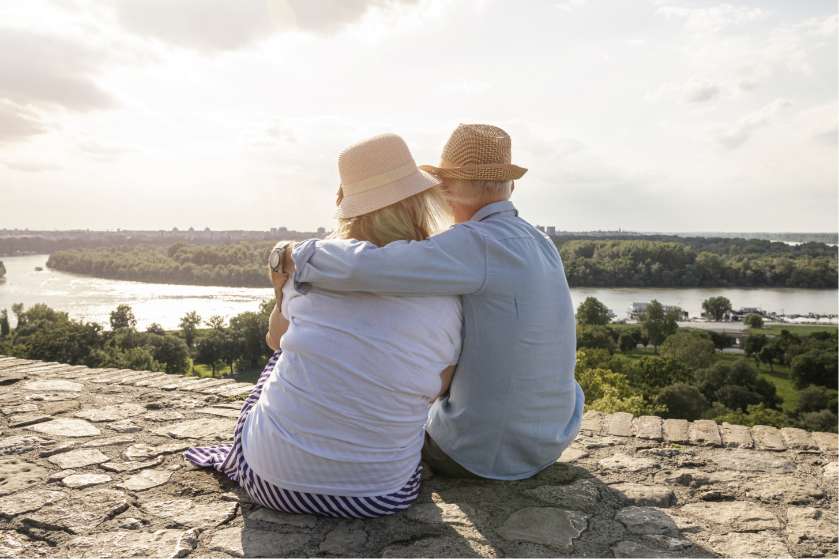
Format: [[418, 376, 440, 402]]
[[419, 123, 527, 181], [336, 133, 440, 219]]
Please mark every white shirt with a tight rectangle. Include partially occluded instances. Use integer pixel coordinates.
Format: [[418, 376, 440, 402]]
[[242, 281, 462, 496]]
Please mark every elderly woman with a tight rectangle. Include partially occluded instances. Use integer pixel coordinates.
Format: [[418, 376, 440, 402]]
[[185, 134, 462, 518]]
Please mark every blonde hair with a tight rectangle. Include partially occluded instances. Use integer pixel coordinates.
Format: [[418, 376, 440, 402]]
[[443, 179, 513, 206], [335, 186, 450, 247]]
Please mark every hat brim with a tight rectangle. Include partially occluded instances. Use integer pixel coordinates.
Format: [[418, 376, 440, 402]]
[[418, 163, 527, 181], [336, 168, 441, 219]]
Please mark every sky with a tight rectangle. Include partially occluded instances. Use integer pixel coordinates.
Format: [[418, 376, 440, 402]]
[[0, 0, 836, 233]]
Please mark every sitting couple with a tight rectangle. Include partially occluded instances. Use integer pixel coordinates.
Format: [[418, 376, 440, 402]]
[[185, 124, 584, 518]]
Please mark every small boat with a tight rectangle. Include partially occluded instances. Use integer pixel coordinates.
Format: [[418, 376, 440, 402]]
[[34, 266, 43, 271]]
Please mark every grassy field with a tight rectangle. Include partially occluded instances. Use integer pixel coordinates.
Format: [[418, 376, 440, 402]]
[[748, 324, 838, 336]]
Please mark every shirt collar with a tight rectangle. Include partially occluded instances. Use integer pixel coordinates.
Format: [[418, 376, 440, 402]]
[[469, 200, 518, 222]]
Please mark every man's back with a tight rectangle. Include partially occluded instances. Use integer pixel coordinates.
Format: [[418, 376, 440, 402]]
[[291, 200, 584, 479], [426, 202, 583, 479]]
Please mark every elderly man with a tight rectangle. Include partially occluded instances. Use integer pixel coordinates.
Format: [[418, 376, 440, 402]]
[[284, 124, 584, 480]]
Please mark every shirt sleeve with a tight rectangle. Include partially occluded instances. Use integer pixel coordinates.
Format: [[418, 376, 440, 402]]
[[291, 224, 488, 296]]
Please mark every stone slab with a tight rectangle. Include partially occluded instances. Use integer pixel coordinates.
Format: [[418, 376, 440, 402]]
[[27, 418, 100, 437], [662, 419, 689, 443], [812, 431, 838, 453], [153, 418, 236, 440], [720, 422, 754, 448], [0, 457, 48, 495], [780, 427, 817, 450], [119, 469, 172, 491], [141, 498, 237, 527], [0, 488, 66, 518], [605, 412, 633, 437], [48, 448, 110, 469], [61, 473, 112, 489], [609, 483, 675, 507], [62, 530, 186, 558], [21, 379, 83, 392], [580, 410, 605, 434], [209, 526, 309, 558], [633, 415, 663, 440], [688, 419, 721, 446], [498, 507, 588, 552], [752, 425, 786, 451]]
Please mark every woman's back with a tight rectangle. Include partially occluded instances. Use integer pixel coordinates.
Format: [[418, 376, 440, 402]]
[[242, 281, 462, 496]]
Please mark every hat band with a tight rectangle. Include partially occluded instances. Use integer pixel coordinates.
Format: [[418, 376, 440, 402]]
[[439, 159, 515, 170], [341, 162, 418, 195]]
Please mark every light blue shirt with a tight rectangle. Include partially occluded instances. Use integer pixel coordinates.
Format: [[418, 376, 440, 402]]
[[291, 200, 584, 480]]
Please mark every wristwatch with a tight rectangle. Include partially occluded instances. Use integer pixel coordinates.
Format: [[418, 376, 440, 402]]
[[269, 242, 291, 274]]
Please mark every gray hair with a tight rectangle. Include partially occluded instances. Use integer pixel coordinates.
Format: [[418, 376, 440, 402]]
[[444, 179, 513, 206]]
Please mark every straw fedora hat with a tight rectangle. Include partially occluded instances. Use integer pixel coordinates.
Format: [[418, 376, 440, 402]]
[[419, 124, 527, 181], [335, 133, 441, 219]]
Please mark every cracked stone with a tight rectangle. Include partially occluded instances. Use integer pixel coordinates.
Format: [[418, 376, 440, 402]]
[[80, 435, 135, 448], [0, 488, 66, 518], [609, 483, 676, 507], [1, 403, 38, 415], [196, 406, 240, 418], [612, 540, 674, 558], [524, 479, 602, 513], [246, 507, 317, 528], [74, 403, 146, 422], [21, 489, 129, 534], [48, 469, 76, 483], [745, 475, 825, 504], [823, 461, 838, 486], [8, 413, 52, 428], [675, 501, 780, 533], [209, 526, 309, 558], [153, 418, 236, 440], [62, 529, 185, 558], [706, 448, 795, 472], [123, 443, 189, 460], [61, 473, 112, 488], [785, 506, 838, 554], [141, 498, 237, 527], [598, 452, 656, 471], [28, 418, 101, 438], [498, 507, 588, 551], [109, 420, 141, 433], [707, 531, 791, 558], [119, 517, 144, 530], [141, 410, 185, 422], [100, 456, 164, 473], [382, 536, 483, 558], [405, 502, 474, 525], [615, 506, 679, 535], [119, 469, 172, 491], [47, 448, 110, 469], [320, 520, 368, 555], [557, 445, 589, 463], [0, 434, 52, 456], [0, 457, 48, 496], [22, 380, 82, 392]]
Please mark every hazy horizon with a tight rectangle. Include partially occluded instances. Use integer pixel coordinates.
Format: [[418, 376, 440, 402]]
[[1, 0, 837, 233]]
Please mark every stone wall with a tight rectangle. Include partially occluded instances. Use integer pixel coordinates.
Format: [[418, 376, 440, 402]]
[[0, 355, 836, 558]]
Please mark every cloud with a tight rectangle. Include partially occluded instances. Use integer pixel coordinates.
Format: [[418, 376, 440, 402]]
[[113, 0, 419, 51], [714, 99, 792, 149], [813, 125, 838, 146], [3, 161, 62, 172], [0, 28, 115, 111], [684, 81, 721, 103], [79, 141, 134, 162], [655, 3, 768, 34], [0, 101, 47, 144]]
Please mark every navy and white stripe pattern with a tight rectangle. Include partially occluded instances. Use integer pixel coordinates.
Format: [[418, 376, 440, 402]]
[[184, 350, 422, 518]]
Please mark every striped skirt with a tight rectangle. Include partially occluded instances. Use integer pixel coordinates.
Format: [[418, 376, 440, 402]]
[[184, 350, 423, 518]]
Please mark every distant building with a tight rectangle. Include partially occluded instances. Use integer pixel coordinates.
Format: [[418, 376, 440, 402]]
[[730, 307, 767, 321], [546, 226, 556, 236], [316, 227, 326, 236], [536, 225, 545, 233]]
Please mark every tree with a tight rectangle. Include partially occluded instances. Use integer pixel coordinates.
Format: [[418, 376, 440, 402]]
[[744, 314, 764, 329], [618, 330, 640, 352], [145, 323, 166, 335], [657, 383, 707, 420], [179, 311, 202, 349], [790, 350, 838, 389], [577, 325, 617, 352], [625, 356, 691, 392], [148, 334, 190, 374], [195, 333, 224, 375], [110, 304, 137, 330], [744, 334, 768, 363], [640, 300, 679, 352], [694, 359, 780, 410], [708, 331, 734, 351], [228, 311, 270, 370], [702, 296, 732, 321], [11, 303, 24, 326], [576, 297, 615, 326], [796, 385, 838, 415], [660, 331, 716, 370], [798, 410, 838, 432], [713, 403, 787, 428], [575, 364, 664, 415], [758, 342, 783, 372], [206, 315, 225, 330], [0, 309, 9, 337]]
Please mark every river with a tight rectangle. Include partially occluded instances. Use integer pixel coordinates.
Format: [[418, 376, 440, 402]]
[[0, 254, 836, 329]]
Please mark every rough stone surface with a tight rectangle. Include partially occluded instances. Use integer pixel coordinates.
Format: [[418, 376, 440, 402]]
[[609, 482, 676, 507], [27, 417, 100, 437], [22, 379, 82, 392], [61, 473, 112, 488], [0, 356, 837, 558], [119, 469, 172, 491], [498, 507, 588, 551], [0, 457, 48, 495], [47, 448, 110, 469]]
